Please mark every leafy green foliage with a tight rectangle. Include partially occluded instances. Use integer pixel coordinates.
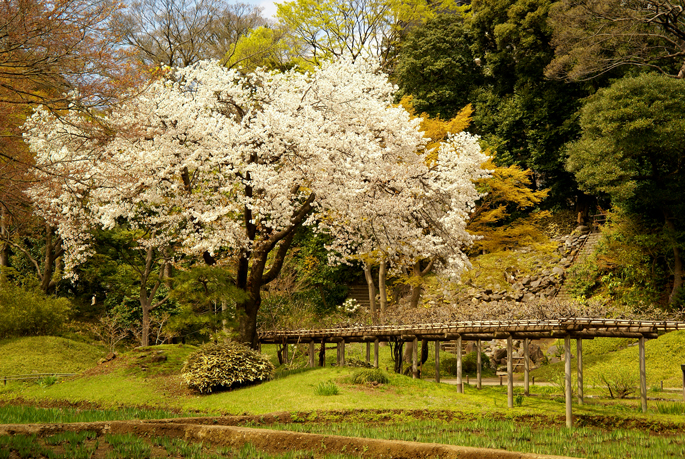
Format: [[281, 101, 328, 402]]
[[314, 380, 340, 396], [566, 210, 668, 308], [351, 368, 389, 385], [181, 341, 275, 394], [567, 73, 685, 208], [598, 366, 638, 399], [395, 0, 594, 205], [565, 74, 685, 302], [441, 352, 492, 376], [0, 281, 71, 338], [394, 13, 480, 119], [167, 265, 248, 342]]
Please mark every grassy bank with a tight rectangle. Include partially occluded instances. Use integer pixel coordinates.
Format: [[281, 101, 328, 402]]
[[0, 336, 105, 376], [531, 331, 685, 388]]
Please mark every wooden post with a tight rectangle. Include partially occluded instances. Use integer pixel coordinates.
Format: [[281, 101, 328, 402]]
[[565, 335, 573, 428], [682, 364, 685, 402], [374, 339, 379, 368], [639, 336, 647, 413], [283, 343, 289, 364], [366, 342, 371, 364], [577, 338, 584, 405], [319, 340, 326, 367], [435, 340, 441, 383], [524, 338, 530, 396], [341, 340, 346, 367], [456, 335, 463, 393], [476, 339, 482, 389], [507, 336, 513, 408], [257, 342, 262, 352], [309, 341, 315, 368], [412, 337, 418, 379], [336, 341, 341, 366]]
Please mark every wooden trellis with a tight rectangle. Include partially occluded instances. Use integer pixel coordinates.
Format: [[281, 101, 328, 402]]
[[258, 318, 685, 428]]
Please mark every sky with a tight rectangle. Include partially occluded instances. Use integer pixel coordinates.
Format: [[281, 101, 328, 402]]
[[247, 0, 279, 19]]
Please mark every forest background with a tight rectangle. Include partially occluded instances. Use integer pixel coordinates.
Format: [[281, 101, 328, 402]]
[[1, 0, 684, 353]]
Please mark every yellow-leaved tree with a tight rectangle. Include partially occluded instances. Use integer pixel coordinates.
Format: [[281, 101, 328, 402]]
[[398, 96, 549, 309]]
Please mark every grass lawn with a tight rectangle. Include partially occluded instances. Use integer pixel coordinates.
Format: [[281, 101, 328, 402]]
[[2, 336, 685, 458], [0, 336, 105, 376], [0, 338, 682, 422], [531, 330, 685, 389]]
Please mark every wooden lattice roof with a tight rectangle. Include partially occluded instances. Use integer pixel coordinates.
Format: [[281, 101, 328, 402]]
[[258, 318, 685, 344]]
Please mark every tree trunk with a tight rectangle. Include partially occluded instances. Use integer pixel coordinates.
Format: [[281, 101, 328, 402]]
[[0, 206, 8, 269], [392, 339, 404, 373], [40, 224, 62, 294], [664, 211, 683, 303], [378, 259, 387, 318], [363, 263, 377, 323], [141, 298, 151, 347], [138, 247, 166, 347], [409, 262, 422, 308], [237, 292, 261, 348]]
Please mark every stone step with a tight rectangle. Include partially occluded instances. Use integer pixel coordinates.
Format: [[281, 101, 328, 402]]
[[346, 285, 370, 307], [554, 231, 602, 300]]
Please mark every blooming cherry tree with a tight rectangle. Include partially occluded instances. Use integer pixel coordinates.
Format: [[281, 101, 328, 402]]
[[25, 57, 486, 346]]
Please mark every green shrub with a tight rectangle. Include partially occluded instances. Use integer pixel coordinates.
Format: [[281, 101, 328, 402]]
[[442, 352, 490, 375], [314, 380, 339, 396], [351, 368, 389, 385], [0, 281, 71, 338], [598, 367, 638, 399], [181, 341, 275, 393]]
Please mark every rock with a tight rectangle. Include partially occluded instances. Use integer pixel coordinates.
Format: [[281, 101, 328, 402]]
[[490, 294, 503, 301], [530, 279, 542, 290], [484, 288, 493, 295], [576, 225, 590, 234], [528, 344, 545, 363], [493, 348, 507, 361], [148, 352, 167, 363], [523, 293, 536, 303], [552, 266, 565, 277]]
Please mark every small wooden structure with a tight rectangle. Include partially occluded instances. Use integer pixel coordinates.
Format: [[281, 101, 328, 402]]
[[259, 318, 685, 428]]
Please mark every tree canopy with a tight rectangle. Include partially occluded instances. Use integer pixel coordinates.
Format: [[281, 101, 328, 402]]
[[25, 58, 487, 346], [566, 73, 685, 302], [547, 0, 685, 81]]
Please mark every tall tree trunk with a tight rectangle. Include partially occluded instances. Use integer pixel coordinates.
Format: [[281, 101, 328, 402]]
[[408, 261, 422, 309], [138, 247, 166, 347], [0, 206, 8, 270], [363, 263, 378, 324], [378, 259, 387, 318], [236, 230, 298, 348], [237, 288, 261, 349], [40, 224, 63, 294], [665, 212, 683, 303]]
